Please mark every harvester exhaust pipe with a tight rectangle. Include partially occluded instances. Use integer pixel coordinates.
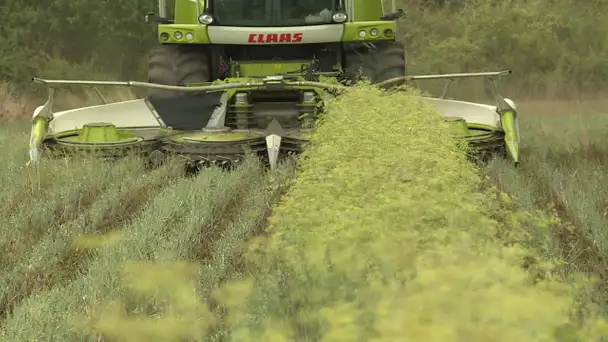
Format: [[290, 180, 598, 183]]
[[158, 0, 166, 18]]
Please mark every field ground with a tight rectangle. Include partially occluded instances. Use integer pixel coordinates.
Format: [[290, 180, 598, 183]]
[[0, 135, 296, 339], [487, 99, 608, 312], [1, 84, 608, 338]]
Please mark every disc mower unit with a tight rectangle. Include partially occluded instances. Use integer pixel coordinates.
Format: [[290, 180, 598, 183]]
[[28, 76, 342, 169], [27, 0, 521, 168]]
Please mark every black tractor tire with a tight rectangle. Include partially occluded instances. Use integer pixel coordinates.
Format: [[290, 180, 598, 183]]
[[147, 44, 211, 99], [372, 41, 406, 84], [343, 40, 406, 87], [343, 44, 376, 86]]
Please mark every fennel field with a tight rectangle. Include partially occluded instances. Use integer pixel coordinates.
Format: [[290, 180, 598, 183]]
[[3, 0, 608, 338], [0, 84, 608, 340], [488, 99, 608, 313], [0, 122, 295, 340]]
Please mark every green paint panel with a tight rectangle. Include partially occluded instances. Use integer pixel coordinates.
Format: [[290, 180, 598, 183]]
[[55, 126, 144, 146], [80, 123, 120, 142], [30, 116, 50, 150], [342, 22, 397, 42], [174, 131, 263, 142], [235, 61, 310, 77], [174, 0, 199, 24], [466, 123, 497, 132], [158, 24, 210, 44], [499, 110, 519, 163], [351, 0, 385, 22]]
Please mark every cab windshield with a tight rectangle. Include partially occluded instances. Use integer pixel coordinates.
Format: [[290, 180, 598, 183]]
[[212, 0, 338, 27]]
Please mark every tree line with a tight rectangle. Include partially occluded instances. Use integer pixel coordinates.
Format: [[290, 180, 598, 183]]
[[2, 0, 607, 97]]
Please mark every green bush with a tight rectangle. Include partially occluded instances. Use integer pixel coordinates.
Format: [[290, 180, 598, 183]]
[[0, 0, 158, 89], [396, 0, 608, 97]]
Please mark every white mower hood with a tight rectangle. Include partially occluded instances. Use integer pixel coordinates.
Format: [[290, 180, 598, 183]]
[[48, 99, 161, 134], [424, 97, 501, 130]]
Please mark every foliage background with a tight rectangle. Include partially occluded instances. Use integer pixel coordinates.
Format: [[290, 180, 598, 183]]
[[398, 0, 608, 98], [2, 0, 607, 99]]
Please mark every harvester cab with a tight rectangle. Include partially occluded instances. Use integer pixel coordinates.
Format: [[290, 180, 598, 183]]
[[144, 0, 408, 91], [140, 0, 409, 169], [29, 0, 409, 169], [27, 0, 520, 170]]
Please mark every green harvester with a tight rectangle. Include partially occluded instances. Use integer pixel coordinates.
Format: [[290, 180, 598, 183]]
[[28, 0, 520, 169]]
